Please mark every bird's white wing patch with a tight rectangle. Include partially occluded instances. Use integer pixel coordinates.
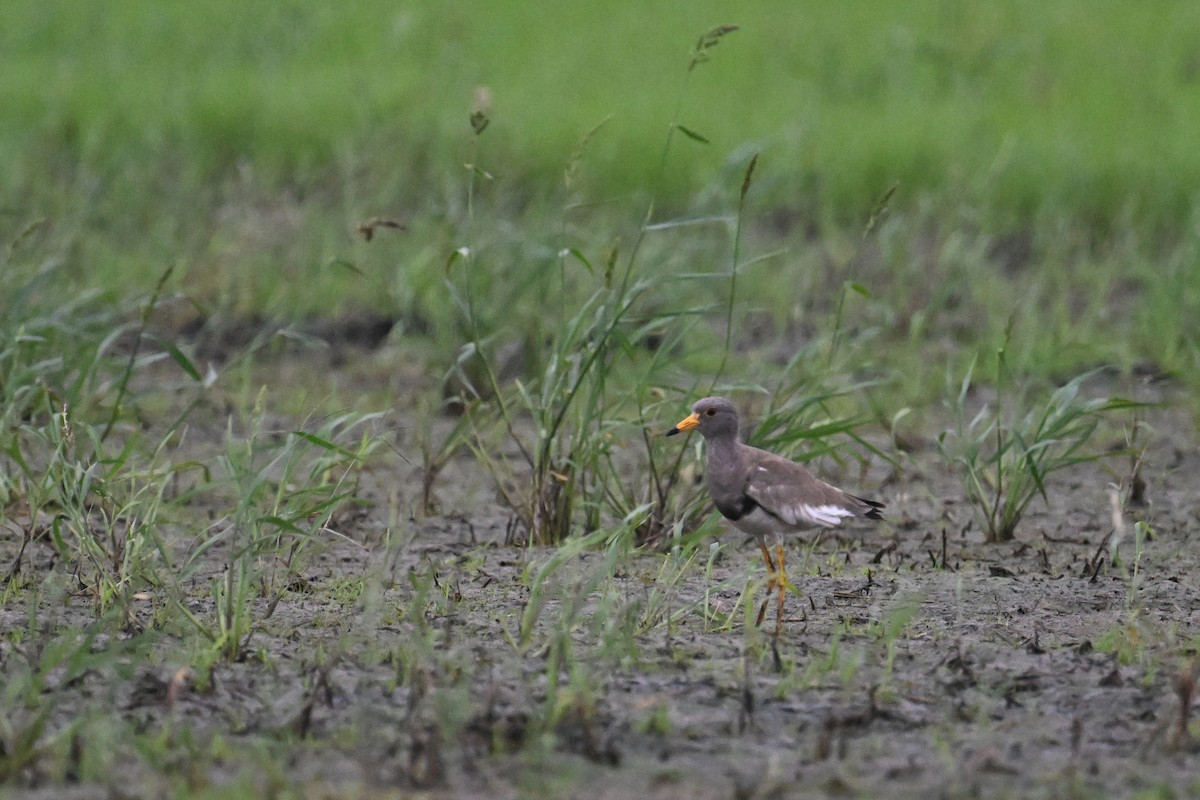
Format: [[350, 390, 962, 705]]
[[784, 503, 858, 527]]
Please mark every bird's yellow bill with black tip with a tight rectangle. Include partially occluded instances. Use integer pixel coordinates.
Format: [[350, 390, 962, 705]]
[[666, 412, 700, 436]]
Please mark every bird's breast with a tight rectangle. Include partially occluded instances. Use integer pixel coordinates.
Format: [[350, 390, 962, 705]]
[[714, 494, 758, 522]]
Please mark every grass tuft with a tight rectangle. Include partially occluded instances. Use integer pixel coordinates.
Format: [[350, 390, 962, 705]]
[[938, 322, 1145, 542]]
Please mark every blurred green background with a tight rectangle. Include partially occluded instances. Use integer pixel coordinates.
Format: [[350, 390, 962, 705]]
[[3, 1, 1198, 332], [7, 2, 1200, 218]]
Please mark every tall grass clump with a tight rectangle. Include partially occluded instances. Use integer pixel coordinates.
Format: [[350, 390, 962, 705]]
[[442, 26, 743, 545], [0, 226, 190, 623], [4, 407, 192, 626], [3, 218, 384, 649], [937, 320, 1142, 542], [176, 399, 382, 662]]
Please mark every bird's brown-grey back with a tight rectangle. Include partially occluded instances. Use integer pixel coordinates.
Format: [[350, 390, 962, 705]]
[[740, 448, 880, 529]]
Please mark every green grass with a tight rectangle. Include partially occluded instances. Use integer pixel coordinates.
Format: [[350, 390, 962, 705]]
[[4, 3, 1198, 391], [5, 2, 1200, 307], [938, 324, 1146, 542], [6, 2, 1200, 229]]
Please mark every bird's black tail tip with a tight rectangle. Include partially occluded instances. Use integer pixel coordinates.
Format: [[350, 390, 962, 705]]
[[855, 496, 886, 520]]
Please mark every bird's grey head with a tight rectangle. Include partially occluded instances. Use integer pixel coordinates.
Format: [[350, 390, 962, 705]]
[[666, 396, 740, 439]]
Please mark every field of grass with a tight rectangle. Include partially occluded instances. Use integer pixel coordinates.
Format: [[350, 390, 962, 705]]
[[3, 4, 1200, 798], [6, 3, 1200, 287]]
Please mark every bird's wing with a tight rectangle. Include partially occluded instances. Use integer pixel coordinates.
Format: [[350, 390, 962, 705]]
[[743, 451, 868, 528]]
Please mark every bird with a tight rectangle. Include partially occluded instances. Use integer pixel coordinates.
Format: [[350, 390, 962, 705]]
[[667, 396, 884, 636]]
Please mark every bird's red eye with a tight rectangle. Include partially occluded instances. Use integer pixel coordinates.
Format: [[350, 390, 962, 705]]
[[705, 408, 716, 416]]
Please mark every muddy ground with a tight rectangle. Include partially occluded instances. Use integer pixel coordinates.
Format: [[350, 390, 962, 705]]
[[3, 344, 1200, 800]]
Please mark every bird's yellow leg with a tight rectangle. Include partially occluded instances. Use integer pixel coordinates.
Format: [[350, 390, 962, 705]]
[[774, 544, 787, 636], [773, 545, 801, 595], [755, 541, 777, 627]]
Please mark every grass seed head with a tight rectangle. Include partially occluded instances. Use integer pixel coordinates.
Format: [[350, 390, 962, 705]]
[[689, 24, 739, 71]]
